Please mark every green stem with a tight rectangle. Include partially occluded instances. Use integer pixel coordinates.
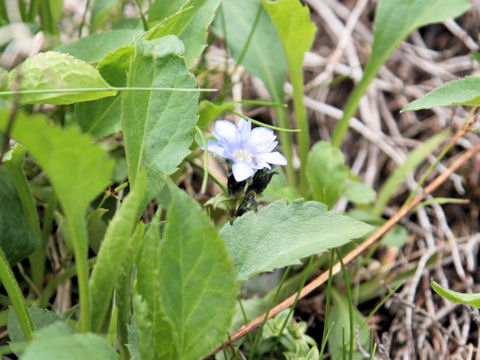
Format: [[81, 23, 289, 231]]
[[27, 0, 39, 22], [269, 256, 315, 354], [319, 250, 335, 358], [18, 0, 28, 21], [134, 0, 148, 30], [248, 266, 291, 360], [67, 214, 91, 332], [230, 110, 299, 132], [0, 247, 34, 342], [38, 0, 60, 48], [337, 249, 354, 360], [195, 127, 209, 194], [79, 0, 91, 37], [275, 106, 297, 188], [331, 70, 375, 148], [290, 68, 310, 195]]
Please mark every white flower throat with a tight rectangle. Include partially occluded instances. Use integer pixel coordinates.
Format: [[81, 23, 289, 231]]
[[233, 149, 253, 162]]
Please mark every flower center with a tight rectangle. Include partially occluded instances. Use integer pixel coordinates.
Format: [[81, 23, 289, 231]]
[[233, 149, 253, 162]]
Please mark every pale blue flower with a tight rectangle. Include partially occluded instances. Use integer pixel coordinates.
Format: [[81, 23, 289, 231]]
[[207, 119, 288, 182]]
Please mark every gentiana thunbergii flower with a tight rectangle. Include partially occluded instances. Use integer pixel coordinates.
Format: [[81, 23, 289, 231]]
[[206, 119, 288, 182]]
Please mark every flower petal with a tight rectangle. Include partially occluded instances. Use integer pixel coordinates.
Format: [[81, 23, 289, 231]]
[[206, 141, 227, 157], [232, 161, 254, 181], [256, 151, 288, 165], [213, 120, 240, 148], [246, 127, 276, 153], [238, 119, 252, 141]]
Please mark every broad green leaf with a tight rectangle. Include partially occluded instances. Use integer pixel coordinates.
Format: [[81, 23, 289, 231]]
[[145, 4, 199, 40], [328, 290, 369, 360], [8, 307, 62, 344], [372, 131, 448, 217], [331, 0, 471, 147], [307, 141, 348, 208], [148, 0, 221, 68], [56, 30, 142, 64], [89, 171, 146, 333], [403, 77, 480, 111], [0, 167, 38, 264], [197, 100, 234, 128], [148, 0, 187, 22], [342, 181, 376, 205], [134, 185, 237, 359], [222, 199, 374, 281], [0, 111, 114, 331], [21, 322, 118, 360], [261, 170, 300, 203], [215, 0, 286, 106], [431, 280, 480, 308], [91, 0, 123, 32], [372, 0, 471, 69], [122, 37, 198, 202], [116, 222, 145, 358], [382, 225, 408, 247], [74, 45, 134, 137], [0, 111, 114, 223], [133, 217, 172, 360], [262, 0, 315, 78], [6, 52, 116, 105]]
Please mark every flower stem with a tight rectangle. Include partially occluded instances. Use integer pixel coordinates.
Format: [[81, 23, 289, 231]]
[[67, 214, 91, 332], [0, 247, 34, 342], [290, 67, 310, 195]]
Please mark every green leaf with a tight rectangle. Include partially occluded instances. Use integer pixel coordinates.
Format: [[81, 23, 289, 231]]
[[197, 100, 234, 128], [74, 45, 134, 138], [381, 225, 408, 247], [8, 307, 62, 344], [222, 199, 374, 281], [148, 0, 187, 22], [331, 0, 471, 147], [0, 167, 38, 264], [342, 181, 376, 205], [116, 222, 145, 358], [133, 217, 172, 360], [148, 0, 221, 68], [21, 322, 118, 360], [89, 171, 146, 333], [56, 30, 142, 64], [215, 0, 286, 105], [121, 38, 198, 201], [431, 280, 480, 308], [403, 77, 480, 111], [262, 0, 315, 79], [328, 290, 369, 360], [134, 185, 237, 359], [372, 131, 448, 217], [0, 111, 114, 223], [6, 51, 116, 105], [145, 4, 200, 39], [307, 141, 348, 208], [0, 111, 114, 331]]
